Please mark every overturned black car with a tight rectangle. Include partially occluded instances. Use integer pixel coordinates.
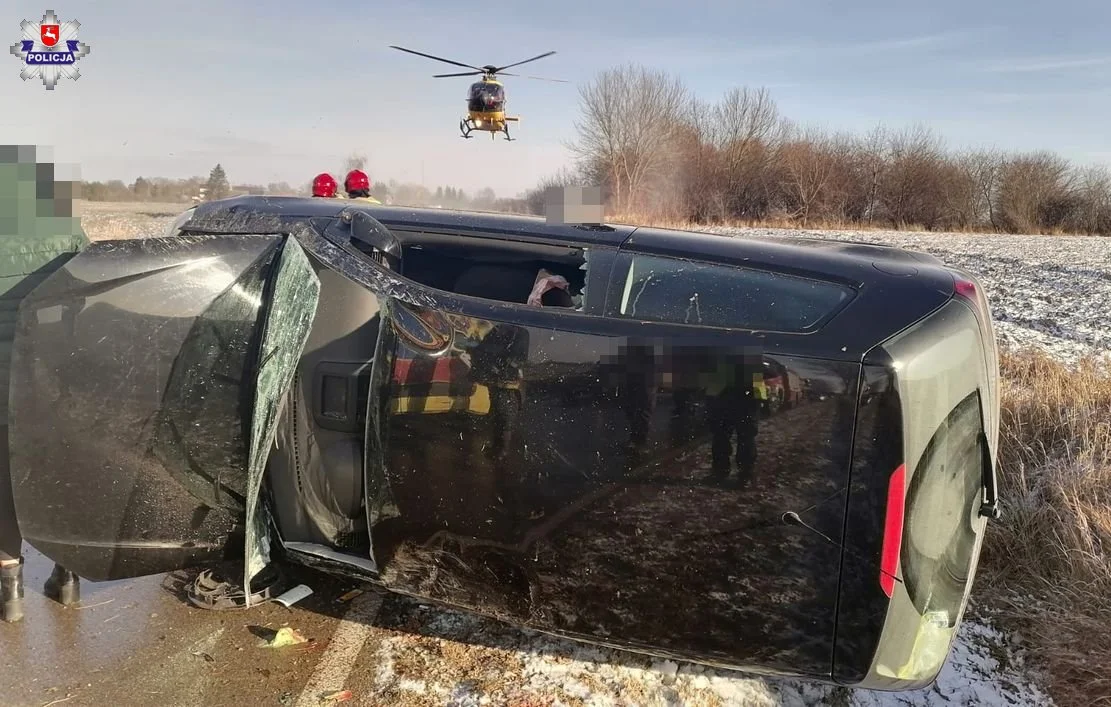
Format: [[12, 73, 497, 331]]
[[7, 196, 1001, 691]]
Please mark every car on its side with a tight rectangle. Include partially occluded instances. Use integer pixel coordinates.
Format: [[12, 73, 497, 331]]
[[7, 196, 1001, 691]]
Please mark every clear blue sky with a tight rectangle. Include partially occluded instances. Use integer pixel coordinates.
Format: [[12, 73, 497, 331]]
[[4, 0, 1109, 197]]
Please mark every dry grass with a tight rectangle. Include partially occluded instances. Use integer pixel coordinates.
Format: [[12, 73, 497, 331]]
[[75, 199, 187, 215], [79, 208, 180, 241], [604, 211, 1105, 237], [984, 347, 1111, 706]]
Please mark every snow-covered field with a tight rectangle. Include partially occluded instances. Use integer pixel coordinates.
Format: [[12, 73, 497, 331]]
[[706, 226, 1108, 366], [81, 206, 1101, 706]]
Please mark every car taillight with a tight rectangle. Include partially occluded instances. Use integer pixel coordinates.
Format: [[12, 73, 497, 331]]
[[951, 274, 994, 352], [953, 278, 985, 319], [880, 463, 906, 597]]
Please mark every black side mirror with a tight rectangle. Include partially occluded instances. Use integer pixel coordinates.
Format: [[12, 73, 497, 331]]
[[345, 209, 401, 259], [323, 207, 402, 270]]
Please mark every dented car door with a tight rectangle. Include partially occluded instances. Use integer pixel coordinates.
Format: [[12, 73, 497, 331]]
[[8, 233, 319, 582]]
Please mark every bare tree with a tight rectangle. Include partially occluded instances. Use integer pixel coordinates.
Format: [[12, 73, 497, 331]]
[[821, 132, 865, 223], [343, 153, 367, 172], [777, 128, 841, 226], [568, 70, 624, 205], [997, 151, 1074, 233], [711, 87, 782, 218], [854, 125, 889, 224], [1070, 165, 1111, 235], [959, 149, 1003, 230], [881, 124, 948, 228], [569, 64, 689, 214], [937, 158, 978, 230], [712, 87, 780, 149], [673, 97, 724, 222]]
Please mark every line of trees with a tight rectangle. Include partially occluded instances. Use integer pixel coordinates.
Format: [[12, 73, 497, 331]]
[[81, 155, 528, 212], [81, 172, 297, 203], [530, 63, 1111, 235]]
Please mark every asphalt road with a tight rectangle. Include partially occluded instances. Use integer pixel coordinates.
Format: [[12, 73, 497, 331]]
[[0, 546, 402, 707]]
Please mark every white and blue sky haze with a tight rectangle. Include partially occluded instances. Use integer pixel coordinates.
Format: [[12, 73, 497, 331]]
[[2, 0, 1108, 197]]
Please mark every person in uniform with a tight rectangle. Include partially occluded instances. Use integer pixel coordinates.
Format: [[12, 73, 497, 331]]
[[0, 146, 89, 622], [311, 172, 339, 198], [343, 170, 381, 204], [703, 351, 762, 485]]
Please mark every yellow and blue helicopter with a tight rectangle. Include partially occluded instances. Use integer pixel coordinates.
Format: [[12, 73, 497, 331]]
[[389, 45, 566, 141]]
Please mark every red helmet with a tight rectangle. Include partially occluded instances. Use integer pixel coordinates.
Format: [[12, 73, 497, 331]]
[[344, 169, 371, 193], [312, 173, 337, 198]]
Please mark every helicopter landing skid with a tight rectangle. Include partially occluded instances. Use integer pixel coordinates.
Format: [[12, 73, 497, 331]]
[[458, 119, 514, 141]]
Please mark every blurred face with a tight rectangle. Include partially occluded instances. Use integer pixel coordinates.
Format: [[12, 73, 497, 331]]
[[0, 145, 83, 238]]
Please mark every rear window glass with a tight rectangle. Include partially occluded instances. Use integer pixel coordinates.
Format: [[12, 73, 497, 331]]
[[607, 253, 853, 332]]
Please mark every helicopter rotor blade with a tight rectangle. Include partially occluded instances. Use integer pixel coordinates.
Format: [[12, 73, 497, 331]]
[[389, 45, 485, 72], [433, 71, 484, 78], [521, 75, 570, 83], [493, 51, 556, 73]]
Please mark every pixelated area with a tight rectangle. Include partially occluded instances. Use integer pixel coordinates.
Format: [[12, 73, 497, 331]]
[[545, 185, 604, 225], [0, 144, 85, 239], [598, 341, 765, 387]]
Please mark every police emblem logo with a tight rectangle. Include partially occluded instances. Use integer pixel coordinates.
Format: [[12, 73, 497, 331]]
[[9, 10, 90, 90]]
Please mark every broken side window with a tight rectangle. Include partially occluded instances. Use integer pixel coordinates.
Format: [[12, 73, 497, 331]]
[[395, 233, 601, 313], [606, 252, 854, 332]]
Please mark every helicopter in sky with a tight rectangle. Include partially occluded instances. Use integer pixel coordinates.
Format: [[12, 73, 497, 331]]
[[389, 45, 566, 141]]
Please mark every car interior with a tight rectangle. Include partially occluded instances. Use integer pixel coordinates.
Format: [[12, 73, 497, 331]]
[[269, 225, 595, 566], [357, 228, 589, 308]]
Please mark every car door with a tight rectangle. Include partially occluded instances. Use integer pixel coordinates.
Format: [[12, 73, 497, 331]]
[[8, 232, 320, 584], [363, 245, 863, 677]]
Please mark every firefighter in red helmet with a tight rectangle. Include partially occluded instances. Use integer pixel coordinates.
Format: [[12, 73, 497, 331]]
[[344, 169, 381, 204], [312, 173, 338, 198]]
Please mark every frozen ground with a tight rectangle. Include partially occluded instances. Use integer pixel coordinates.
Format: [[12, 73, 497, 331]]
[[358, 593, 1053, 707], [72, 206, 1083, 706], [707, 226, 1109, 366]]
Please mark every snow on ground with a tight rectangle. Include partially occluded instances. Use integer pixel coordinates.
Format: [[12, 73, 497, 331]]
[[81, 210, 1081, 705], [705, 226, 1109, 366], [367, 595, 1053, 707]]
